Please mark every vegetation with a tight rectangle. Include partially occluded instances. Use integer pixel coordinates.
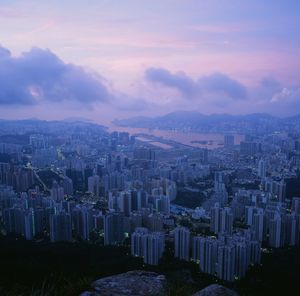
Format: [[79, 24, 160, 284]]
[[37, 169, 63, 188], [233, 247, 300, 295], [0, 237, 300, 295], [174, 188, 205, 209], [0, 237, 142, 296]]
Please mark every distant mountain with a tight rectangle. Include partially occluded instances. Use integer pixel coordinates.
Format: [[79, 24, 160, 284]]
[[63, 117, 94, 123], [113, 111, 299, 133], [285, 114, 300, 123], [0, 118, 106, 137]]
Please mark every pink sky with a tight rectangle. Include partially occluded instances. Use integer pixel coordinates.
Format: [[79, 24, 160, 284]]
[[0, 0, 300, 123]]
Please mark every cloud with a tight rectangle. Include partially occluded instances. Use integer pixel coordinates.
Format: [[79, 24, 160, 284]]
[[0, 46, 112, 106], [260, 77, 281, 91], [271, 87, 300, 103], [145, 67, 247, 100], [145, 67, 199, 97], [251, 77, 282, 103], [199, 73, 247, 100]]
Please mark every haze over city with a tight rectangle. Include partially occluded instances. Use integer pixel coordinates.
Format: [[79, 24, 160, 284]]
[[1, 0, 300, 124]]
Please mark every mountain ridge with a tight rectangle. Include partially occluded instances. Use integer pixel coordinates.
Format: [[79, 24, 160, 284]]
[[113, 111, 299, 133]]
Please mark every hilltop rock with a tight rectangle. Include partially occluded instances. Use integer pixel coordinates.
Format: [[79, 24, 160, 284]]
[[81, 270, 168, 296], [192, 284, 239, 296]]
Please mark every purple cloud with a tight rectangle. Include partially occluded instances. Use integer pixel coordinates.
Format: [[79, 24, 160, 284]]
[[0, 46, 112, 106], [145, 67, 200, 98], [260, 77, 281, 91], [198, 73, 247, 100], [145, 67, 247, 100], [271, 87, 300, 103]]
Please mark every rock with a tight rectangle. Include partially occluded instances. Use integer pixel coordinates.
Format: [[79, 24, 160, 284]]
[[192, 284, 239, 296], [81, 270, 168, 296]]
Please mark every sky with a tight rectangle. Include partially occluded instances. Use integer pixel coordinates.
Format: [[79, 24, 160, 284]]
[[0, 0, 300, 124]]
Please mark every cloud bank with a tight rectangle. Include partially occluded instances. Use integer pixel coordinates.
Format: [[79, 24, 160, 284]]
[[0, 46, 112, 106], [198, 73, 247, 100], [145, 68, 200, 98], [145, 67, 247, 100], [0, 45, 299, 119]]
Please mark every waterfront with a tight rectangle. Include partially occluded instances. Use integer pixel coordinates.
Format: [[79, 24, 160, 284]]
[[107, 124, 245, 149]]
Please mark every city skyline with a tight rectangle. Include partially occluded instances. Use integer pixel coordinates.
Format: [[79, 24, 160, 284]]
[[1, 0, 300, 123]]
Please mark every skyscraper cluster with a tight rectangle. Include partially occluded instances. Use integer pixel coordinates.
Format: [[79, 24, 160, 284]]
[[1, 120, 300, 282]]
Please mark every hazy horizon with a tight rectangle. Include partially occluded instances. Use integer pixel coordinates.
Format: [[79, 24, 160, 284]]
[[0, 110, 299, 127]]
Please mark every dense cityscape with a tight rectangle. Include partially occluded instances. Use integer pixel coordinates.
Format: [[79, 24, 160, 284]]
[[0, 117, 300, 294]]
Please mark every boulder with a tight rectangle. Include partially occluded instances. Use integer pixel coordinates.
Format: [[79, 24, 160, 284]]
[[192, 284, 239, 296], [81, 270, 168, 296]]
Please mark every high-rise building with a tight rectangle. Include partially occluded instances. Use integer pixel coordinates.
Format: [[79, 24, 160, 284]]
[[131, 227, 149, 258], [274, 181, 286, 202], [156, 195, 170, 217], [217, 244, 236, 282], [131, 190, 141, 212], [199, 237, 219, 275], [240, 141, 259, 155], [224, 135, 234, 148], [3, 206, 24, 235], [252, 208, 264, 242], [194, 233, 261, 281], [24, 208, 35, 240], [93, 212, 104, 231], [117, 191, 132, 217], [50, 181, 64, 202], [258, 159, 266, 178], [285, 213, 300, 246], [192, 235, 202, 263], [62, 176, 73, 196], [210, 204, 233, 235], [292, 197, 300, 215], [214, 172, 228, 206], [104, 212, 124, 245], [234, 241, 248, 279], [202, 148, 209, 164], [269, 213, 285, 248], [72, 205, 92, 240], [174, 226, 190, 261], [245, 206, 256, 226], [50, 211, 72, 242], [133, 147, 156, 161], [131, 228, 165, 265], [247, 240, 261, 265], [88, 174, 100, 197], [144, 232, 165, 265], [144, 213, 163, 232]]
